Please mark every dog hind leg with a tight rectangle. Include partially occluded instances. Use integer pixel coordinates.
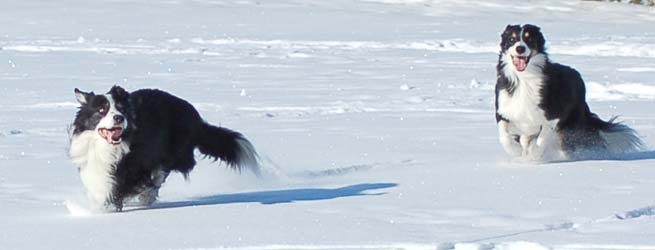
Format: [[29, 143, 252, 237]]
[[137, 169, 169, 206]]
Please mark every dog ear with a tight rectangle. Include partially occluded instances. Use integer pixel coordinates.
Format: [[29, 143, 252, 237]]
[[523, 24, 541, 32], [504, 24, 512, 32], [74, 88, 93, 105], [502, 24, 517, 35], [523, 24, 546, 51], [110, 85, 129, 100], [500, 25, 517, 48]]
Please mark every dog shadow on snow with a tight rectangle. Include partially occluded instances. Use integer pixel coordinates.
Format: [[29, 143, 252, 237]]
[[129, 183, 397, 212], [547, 150, 655, 164], [610, 150, 655, 161]]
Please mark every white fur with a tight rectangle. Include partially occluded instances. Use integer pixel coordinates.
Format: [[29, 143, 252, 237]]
[[500, 50, 546, 88], [497, 120, 521, 157], [497, 50, 564, 161], [70, 131, 129, 208], [75, 91, 88, 104], [497, 27, 644, 160], [498, 54, 547, 135], [70, 94, 130, 209], [527, 119, 566, 161], [600, 124, 645, 154], [236, 138, 262, 176], [97, 94, 127, 131], [497, 52, 548, 137]]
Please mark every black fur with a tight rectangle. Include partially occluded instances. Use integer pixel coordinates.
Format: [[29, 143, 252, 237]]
[[73, 86, 259, 211], [495, 24, 642, 159], [73, 89, 110, 135], [494, 24, 546, 101]]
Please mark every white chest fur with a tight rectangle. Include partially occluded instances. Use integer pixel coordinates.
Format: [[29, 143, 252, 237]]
[[497, 71, 565, 161], [69, 131, 129, 207], [496, 53, 566, 161], [497, 74, 547, 136]]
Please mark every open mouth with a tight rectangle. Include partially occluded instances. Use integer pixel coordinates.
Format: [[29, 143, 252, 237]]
[[512, 55, 530, 72], [98, 127, 123, 145]]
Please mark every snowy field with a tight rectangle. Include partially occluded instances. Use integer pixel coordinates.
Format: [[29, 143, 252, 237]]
[[1, 0, 655, 249]]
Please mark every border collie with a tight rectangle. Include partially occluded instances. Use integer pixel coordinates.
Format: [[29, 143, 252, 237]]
[[495, 24, 644, 161], [69, 86, 259, 211]]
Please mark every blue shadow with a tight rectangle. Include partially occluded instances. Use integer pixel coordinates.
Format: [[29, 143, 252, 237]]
[[608, 150, 655, 161], [548, 150, 655, 164], [130, 183, 397, 212]]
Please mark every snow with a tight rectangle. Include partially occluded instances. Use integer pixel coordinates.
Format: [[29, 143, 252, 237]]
[[1, 0, 655, 249]]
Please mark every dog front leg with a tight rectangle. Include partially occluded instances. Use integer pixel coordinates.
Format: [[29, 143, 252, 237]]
[[110, 195, 124, 212], [498, 120, 521, 157], [111, 152, 144, 212], [137, 169, 170, 206], [520, 133, 536, 157], [531, 122, 564, 161]]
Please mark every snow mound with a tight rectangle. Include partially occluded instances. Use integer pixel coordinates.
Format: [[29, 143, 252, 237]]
[[64, 200, 94, 217]]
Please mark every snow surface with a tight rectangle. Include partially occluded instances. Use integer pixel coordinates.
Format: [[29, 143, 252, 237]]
[[1, 0, 655, 249]]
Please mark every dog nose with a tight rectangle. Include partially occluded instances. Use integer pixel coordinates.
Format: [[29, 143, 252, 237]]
[[516, 45, 526, 54], [113, 115, 124, 124]]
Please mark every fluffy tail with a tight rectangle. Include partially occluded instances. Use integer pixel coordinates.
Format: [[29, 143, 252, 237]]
[[197, 123, 260, 174], [595, 116, 645, 155]]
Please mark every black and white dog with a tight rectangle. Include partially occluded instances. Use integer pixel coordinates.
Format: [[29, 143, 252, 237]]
[[69, 86, 259, 211], [495, 24, 644, 161]]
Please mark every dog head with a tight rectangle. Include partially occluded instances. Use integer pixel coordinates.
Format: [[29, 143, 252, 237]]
[[72, 86, 129, 145], [499, 24, 546, 73]]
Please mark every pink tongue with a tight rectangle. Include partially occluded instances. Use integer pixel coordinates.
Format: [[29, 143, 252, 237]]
[[99, 128, 121, 144], [513, 57, 528, 71], [111, 130, 121, 141]]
